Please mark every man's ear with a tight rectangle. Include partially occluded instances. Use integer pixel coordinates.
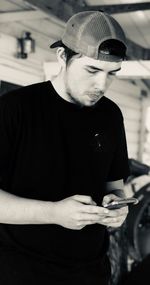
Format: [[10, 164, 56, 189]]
[[56, 47, 66, 68]]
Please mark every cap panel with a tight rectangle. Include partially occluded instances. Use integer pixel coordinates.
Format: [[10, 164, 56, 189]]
[[62, 11, 98, 53], [82, 13, 112, 45], [105, 15, 126, 45], [76, 12, 98, 44], [82, 12, 113, 58]]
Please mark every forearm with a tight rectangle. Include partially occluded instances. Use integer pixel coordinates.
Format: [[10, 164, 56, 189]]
[[105, 179, 126, 198], [107, 188, 126, 198], [0, 189, 55, 224]]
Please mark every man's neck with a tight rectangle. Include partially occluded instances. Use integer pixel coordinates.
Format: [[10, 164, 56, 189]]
[[51, 74, 72, 104]]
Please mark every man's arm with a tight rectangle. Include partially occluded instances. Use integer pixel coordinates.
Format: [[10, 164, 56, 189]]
[[0, 188, 56, 224], [105, 179, 126, 198], [0, 188, 109, 230]]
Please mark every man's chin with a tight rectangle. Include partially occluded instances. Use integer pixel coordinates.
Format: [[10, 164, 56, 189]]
[[84, 101, 97, 106], [83, 97, 103, 107], [69, 95, 103, 107]]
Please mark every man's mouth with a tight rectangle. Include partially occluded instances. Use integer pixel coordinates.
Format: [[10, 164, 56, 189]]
[[86, 92, 104, 100]]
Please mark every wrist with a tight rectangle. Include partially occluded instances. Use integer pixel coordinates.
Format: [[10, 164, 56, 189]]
[[40, 201, 57, 224]]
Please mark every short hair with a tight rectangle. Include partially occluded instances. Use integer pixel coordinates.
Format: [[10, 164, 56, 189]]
[[58, 39, 126, 63], [57, 41, 79, 64], [99, 39, 126, 60]]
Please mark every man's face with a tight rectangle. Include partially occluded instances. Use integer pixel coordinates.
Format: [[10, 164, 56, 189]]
[[64, 55, 122, 107]]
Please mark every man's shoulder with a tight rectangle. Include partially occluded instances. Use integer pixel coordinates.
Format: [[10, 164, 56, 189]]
[[99, 96, 123, 120], [0, 81, 48, 103]]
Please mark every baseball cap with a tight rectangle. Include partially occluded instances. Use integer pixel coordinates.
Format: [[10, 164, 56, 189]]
[[50, 11, 127, 62]]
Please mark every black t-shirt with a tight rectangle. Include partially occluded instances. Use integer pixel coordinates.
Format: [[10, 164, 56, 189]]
[[0, 81, 130, 283]]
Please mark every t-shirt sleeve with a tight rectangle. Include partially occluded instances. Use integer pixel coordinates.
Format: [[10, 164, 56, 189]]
[[107, 117, 130, 183]]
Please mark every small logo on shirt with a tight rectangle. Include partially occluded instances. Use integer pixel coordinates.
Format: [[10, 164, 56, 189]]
[[90, 133, 102, 152]]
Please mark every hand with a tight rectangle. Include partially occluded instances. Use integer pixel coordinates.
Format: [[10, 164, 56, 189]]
[[53, 195, 109, 230], [99, 193, 129, 228]]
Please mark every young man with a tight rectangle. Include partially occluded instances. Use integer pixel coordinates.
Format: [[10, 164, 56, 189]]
[[0, 11, 130, 285]]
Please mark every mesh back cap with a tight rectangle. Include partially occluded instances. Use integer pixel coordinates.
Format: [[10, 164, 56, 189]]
[[50, 11, 127, 61]]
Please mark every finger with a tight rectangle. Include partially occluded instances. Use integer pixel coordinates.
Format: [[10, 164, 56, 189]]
[[80, 220, 99, 226], [81, 205, 109, 215], [75, 219, 97, 229], [115, 207, 128, 215], [102, 194, 117, 205], [79, 213, 101, 221], [102, 194, 124, 206], [96, 217, 126, 227], [101, 208, 128, 217], [107, 219, 126, 228], [73, 195, 96, 205], [103, 222, 123, 228], [101, 216, 126, 225]]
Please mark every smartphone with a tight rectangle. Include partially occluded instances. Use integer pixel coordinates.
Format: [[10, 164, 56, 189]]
[[103, 197, 138, 209]]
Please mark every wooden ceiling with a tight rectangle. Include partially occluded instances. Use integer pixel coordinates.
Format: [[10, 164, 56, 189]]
[[0, 0, 150, 88]]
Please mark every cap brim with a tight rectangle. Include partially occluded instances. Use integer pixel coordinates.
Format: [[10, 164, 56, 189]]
[[50, 40, 62, 48]]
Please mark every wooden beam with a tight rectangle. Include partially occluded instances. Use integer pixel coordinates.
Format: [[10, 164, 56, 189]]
[[0, 10, 47, 23], [23, 0, 93, 21], [127, 39, 150, 60], [23, 0, 65, 26], [23, 0, 68, 22], [23, 0, 150, 21], [84, 2, 150, 15]]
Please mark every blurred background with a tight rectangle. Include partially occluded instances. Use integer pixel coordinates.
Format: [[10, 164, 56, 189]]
[[0, 0, 150, 284]]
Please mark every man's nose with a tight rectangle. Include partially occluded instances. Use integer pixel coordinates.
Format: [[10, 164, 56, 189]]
[[94, 73, 108, 92]]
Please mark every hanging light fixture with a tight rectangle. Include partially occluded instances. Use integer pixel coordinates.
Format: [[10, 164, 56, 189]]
[[17, 31, 35, 59]]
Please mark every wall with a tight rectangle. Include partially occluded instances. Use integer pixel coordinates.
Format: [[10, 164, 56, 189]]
[[105, 79, 143, 160]]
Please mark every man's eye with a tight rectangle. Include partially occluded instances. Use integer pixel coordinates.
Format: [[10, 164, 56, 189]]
[[109, 72, 116, 76], [87, 69, 98, 74]]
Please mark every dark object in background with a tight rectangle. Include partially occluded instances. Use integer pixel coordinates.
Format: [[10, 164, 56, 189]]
[[118, 159, 150, 285], [129, 158, 150, 177], [119, 254, 150, 285], [109, 158, 150, 285], [125, 183, 150, 261]]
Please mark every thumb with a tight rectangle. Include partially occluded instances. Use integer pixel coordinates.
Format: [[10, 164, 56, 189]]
[[102, 194, 115, 206], [73, 195, 96, 205]]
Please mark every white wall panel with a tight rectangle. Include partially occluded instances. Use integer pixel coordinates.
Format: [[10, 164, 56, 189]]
[[126, 131, 139, 144], [119, 107, 141, 121], [106, 90, 141, 110], [105, 79, 143, 160]]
